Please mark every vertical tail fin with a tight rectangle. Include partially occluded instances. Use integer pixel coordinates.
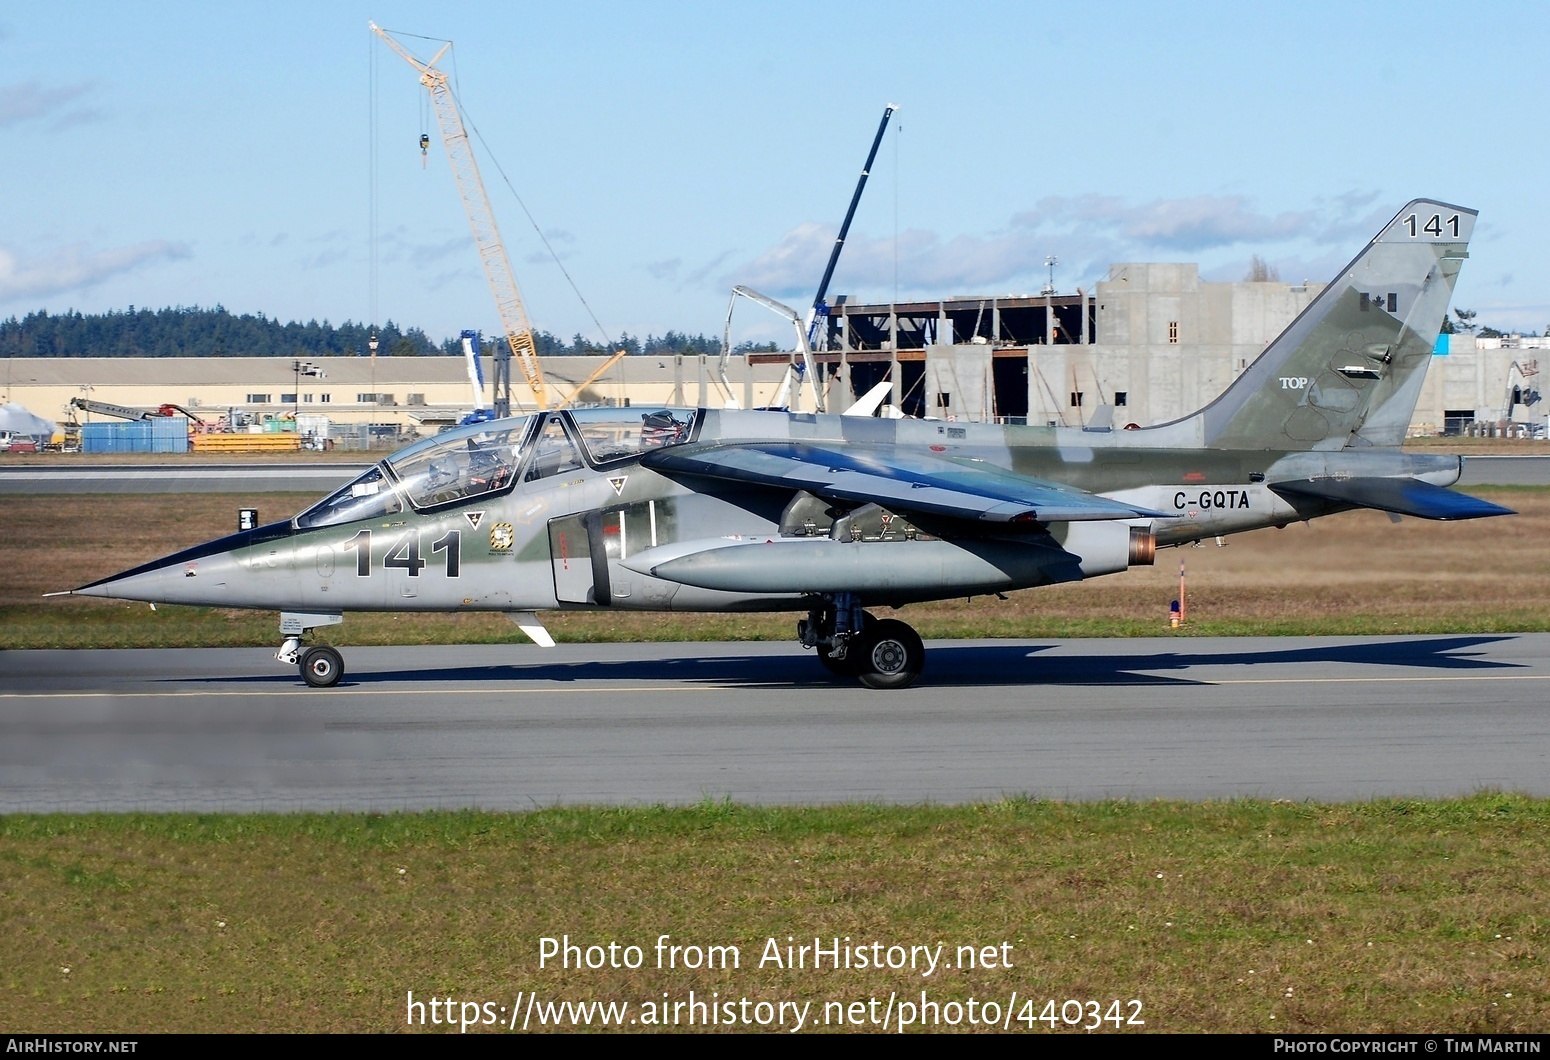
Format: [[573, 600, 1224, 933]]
[[1199, 199, 1474, 450]]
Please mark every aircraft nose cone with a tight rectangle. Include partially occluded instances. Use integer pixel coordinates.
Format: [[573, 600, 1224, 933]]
[[70, 548, 243, 606]]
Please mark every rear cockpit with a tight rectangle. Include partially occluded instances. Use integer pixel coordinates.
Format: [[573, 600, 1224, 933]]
[[568, 406, 695, 464]]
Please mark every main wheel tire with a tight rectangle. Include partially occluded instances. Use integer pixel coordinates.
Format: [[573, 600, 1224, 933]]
[[299, 645, 344, 688], [852, 619, 924, 690]]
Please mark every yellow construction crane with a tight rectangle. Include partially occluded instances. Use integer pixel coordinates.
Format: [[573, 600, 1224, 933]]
[[370, 21, 548, 411]]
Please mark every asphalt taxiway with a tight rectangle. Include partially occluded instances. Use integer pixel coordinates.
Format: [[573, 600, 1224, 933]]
[[2, 635, 1546, 811], [0, 462, 367, 494]]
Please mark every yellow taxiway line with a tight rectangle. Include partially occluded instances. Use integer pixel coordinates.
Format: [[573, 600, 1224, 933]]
[[2, 673, 1548, 699]]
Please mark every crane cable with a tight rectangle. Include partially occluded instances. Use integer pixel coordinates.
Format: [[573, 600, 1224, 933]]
[[450, 85, 632, 407], [441, 75, 617, 351], [375, 28, 629, 402]]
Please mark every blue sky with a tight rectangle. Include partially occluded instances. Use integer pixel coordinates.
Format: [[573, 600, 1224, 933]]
[[3, 1, 1547, 347]]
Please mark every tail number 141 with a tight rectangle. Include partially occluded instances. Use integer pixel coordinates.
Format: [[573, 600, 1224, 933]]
[[1403, 213, 1460, 238]]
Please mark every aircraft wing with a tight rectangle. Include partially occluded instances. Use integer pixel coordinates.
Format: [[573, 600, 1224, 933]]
[[1269, 477, 1514, 520], [640, 441, 1164, 523]]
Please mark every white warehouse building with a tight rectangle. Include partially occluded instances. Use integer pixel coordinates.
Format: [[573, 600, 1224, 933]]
[[2, 263, 1541, 439]]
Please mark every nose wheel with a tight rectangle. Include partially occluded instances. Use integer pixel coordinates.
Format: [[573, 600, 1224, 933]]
[[277, 613, 347, 688], [299, 646, 345, 688]]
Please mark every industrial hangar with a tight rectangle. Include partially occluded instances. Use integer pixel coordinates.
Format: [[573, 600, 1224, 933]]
[[810, 263, 1544, 434], [3, 264, 1541, 439]]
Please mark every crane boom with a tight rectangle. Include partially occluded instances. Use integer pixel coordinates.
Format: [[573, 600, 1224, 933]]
[[370, 22, 548, 410], [69, 397, 154, 422], [806, 104, 896, 349]]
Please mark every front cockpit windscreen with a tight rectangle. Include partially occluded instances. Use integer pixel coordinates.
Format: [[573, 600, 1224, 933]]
[[569, 407, 697, 464], [386, 418, 534, 510], [294, 465, 401, 529]]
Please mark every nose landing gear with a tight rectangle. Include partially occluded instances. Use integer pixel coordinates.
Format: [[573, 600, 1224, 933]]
[[277, 612, 346, 688]]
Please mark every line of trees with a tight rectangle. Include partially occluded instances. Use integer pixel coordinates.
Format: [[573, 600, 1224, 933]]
[[0, 307, 778, 359], [535, 329, 776, 357], [1441, 309, 1547, 340]]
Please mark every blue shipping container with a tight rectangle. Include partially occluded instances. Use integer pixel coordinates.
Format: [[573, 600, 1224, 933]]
[[81, 418, 189, 454]]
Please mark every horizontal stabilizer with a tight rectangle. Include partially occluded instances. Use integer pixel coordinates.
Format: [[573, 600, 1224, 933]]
[[1269, 477, 1513, 520], [643, 442, 1164, 523]]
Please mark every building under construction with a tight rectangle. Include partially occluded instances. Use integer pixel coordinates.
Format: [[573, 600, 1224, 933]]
[[762, 263, 1329, 427]]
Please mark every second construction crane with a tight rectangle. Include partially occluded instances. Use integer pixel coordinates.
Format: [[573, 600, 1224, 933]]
[[370, 21, 547, 411]]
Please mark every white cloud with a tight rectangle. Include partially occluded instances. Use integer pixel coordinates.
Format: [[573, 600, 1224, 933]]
[[729, 191, 1392, 300], [731, 222, 831, 295], [0, 79, 97, 128], [379, 232, 467, 268], [0, 241, 191, 302], [1014, 194, 1318, 251], [730, 221, 1087, 298], [684, 249, 734, 288], [424, 267, 478, 293], [299, 247, 350, 271]]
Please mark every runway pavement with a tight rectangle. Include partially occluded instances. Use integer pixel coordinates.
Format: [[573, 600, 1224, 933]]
[[1457, 454, 1550, 486], [0, 462, 367, 494], [2, 635, 1546, 811]]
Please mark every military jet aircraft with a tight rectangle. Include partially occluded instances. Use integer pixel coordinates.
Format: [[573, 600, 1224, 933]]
[[67, 199, 1509, 689]]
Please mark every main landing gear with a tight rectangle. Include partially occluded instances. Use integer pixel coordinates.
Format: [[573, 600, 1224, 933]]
[[277, 613, 346, 687], [798, 592, 925, 690]]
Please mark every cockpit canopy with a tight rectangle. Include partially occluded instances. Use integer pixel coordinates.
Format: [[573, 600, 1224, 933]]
[[292, 463, 401, 530], [295, 416, 534, 530], [293, 408, 698, 530], [389, 419, 531, 510], [567, 406, 694, 463]]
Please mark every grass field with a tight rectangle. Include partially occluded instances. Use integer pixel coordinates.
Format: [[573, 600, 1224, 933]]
[[4, 486, 1547, 649], [2, 799, 1544, 1034]]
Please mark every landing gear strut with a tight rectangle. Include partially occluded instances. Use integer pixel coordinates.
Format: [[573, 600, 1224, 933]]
[[277, 612, 346, 688], [799, 593, 924, 689]]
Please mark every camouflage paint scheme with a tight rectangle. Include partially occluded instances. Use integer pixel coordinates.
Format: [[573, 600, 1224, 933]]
[[70, 200, 1509, 688]]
